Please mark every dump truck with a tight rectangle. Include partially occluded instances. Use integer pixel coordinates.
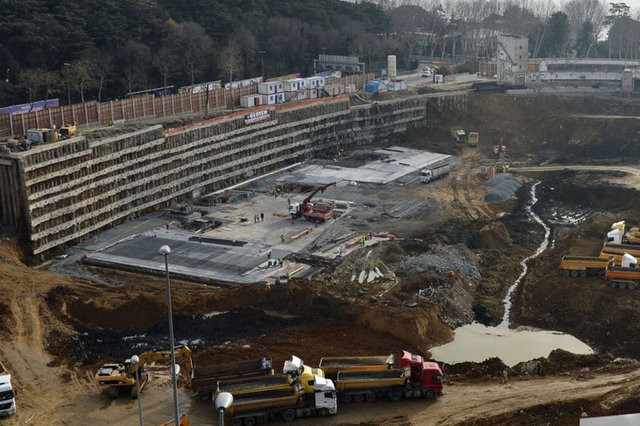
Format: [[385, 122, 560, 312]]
[[450, 128, 466, 143], [559, 256, 613, 278], [223, 376, 337, 425], [0, 362, 16, 417], [191, 357, 273, 400], [600, 243, 640, 265], [467, 131, 479, 147], [605, 253, 640, 289], [318, 354, 394, 380], [335, 354, 443, 403], [604, 221, 640, 245], [420, 162, 450, 183], [218, 356, 320, 396]]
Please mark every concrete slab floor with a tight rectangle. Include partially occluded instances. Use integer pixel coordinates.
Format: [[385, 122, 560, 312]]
[[69, 146, 448, 286]]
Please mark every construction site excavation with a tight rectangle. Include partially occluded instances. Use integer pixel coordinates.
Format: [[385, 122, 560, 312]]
[[3, 89, 640, 425]]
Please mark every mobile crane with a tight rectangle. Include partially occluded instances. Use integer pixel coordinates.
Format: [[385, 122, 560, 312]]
[[94, 345, 193, 399], [288, 182, 336, 223]]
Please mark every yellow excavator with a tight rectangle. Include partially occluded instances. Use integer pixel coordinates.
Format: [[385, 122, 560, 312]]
[[94, 345, 193, 399]]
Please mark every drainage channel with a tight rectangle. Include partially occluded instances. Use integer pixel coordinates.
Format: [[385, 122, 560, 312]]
[[429, 182, 593, 367]]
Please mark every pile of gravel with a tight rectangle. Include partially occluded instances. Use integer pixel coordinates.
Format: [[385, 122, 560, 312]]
[[396, 243, 480, 280], [484, 175, 523, 202]]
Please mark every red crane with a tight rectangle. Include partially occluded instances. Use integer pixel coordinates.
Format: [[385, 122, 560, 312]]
[[288, 182, 336, 223]]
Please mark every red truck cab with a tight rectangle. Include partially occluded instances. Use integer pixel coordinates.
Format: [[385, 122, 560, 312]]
[[400, 350, 443, 397]]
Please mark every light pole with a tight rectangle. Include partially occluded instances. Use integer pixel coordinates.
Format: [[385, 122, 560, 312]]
[[159, 245, 180, 426], [131, 355, 143, 426], [258, 50, 266, 79], [215, 392, 234, 426]]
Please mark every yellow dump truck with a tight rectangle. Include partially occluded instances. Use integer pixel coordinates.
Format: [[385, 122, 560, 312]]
[[218, 374, 294, 396], [219, 377, 337, 424], [467, 131, 479, 147], [318, 354, 394, 380], [559, 256, 612, 278], [600, 244, 640, 265]]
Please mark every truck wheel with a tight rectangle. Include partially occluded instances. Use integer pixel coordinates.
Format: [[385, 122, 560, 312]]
[[317, 408, 330, 417], [424, 390, 436, 400], [243, 417, 256, 426], [570, 270, 579, 277], [618, 282, 627, 289], [608, 281, 617, 288], [341, 394, 352, 404], [256, 414, 269, 424], [598, 271, 605, 279], [282, 409, 296, 421], [627, 282, 637, 290], [561, 270, 570, 277], [365, 392, 376, 402], [353, 393, 365, 403], [579, 270, 587, 278], [232, 419, 242, 426], [388, 389, 402, 401]]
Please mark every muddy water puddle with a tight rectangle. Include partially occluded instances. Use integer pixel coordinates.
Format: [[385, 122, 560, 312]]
[[430, 182, 594, 367], [429, 323, 593, 367]]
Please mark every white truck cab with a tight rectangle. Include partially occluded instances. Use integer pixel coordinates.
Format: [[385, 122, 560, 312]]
[[0, 371, 16, 416], [312, 376, 338, 415]]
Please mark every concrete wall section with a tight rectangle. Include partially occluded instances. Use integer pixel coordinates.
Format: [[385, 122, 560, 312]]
[[0, 93, 467, 258]]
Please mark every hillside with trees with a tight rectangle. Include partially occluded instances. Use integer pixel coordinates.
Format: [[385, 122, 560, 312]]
[[0, 0, 638, 107]]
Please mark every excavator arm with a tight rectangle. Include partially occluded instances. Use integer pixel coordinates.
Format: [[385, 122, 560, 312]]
[[133, 345, 193, 375]]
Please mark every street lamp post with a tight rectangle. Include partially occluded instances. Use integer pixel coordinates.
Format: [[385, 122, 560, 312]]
[[258, 50, 266, 78], [131, 355, 143, 426], [215, 392, 234, 426], [159, 245, 180, 426]]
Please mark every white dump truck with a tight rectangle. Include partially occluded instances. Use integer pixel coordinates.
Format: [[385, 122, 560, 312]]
[[420, 162, 450, 183], [0, 362, 16, 417]]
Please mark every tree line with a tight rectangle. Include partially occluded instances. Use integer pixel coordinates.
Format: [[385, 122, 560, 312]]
[[0, 0, 638, 109]]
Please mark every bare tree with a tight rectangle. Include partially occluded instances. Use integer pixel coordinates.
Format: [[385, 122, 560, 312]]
[[218, 40, 242, 84], [15, 68, 58, 110], [119, 42, 152, 94], [564, 0, 608, 56], [87, 50, 111, 103], [68, 59, 94, 103], [165, 22, 213, 85]]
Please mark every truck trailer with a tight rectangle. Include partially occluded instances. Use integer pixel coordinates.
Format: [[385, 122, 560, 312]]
[[0, 362, 16, 417], [191, 357, 273, 400], [335, 358, 443, 403], [218, 356, 321, 396], [559, 256, 612, 278], [318, 354, 394, 380], [605, 253, 640, 289], [600, 243, 640, 265], [222, 377, 337, 425], [420, 162, 450, 183]]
